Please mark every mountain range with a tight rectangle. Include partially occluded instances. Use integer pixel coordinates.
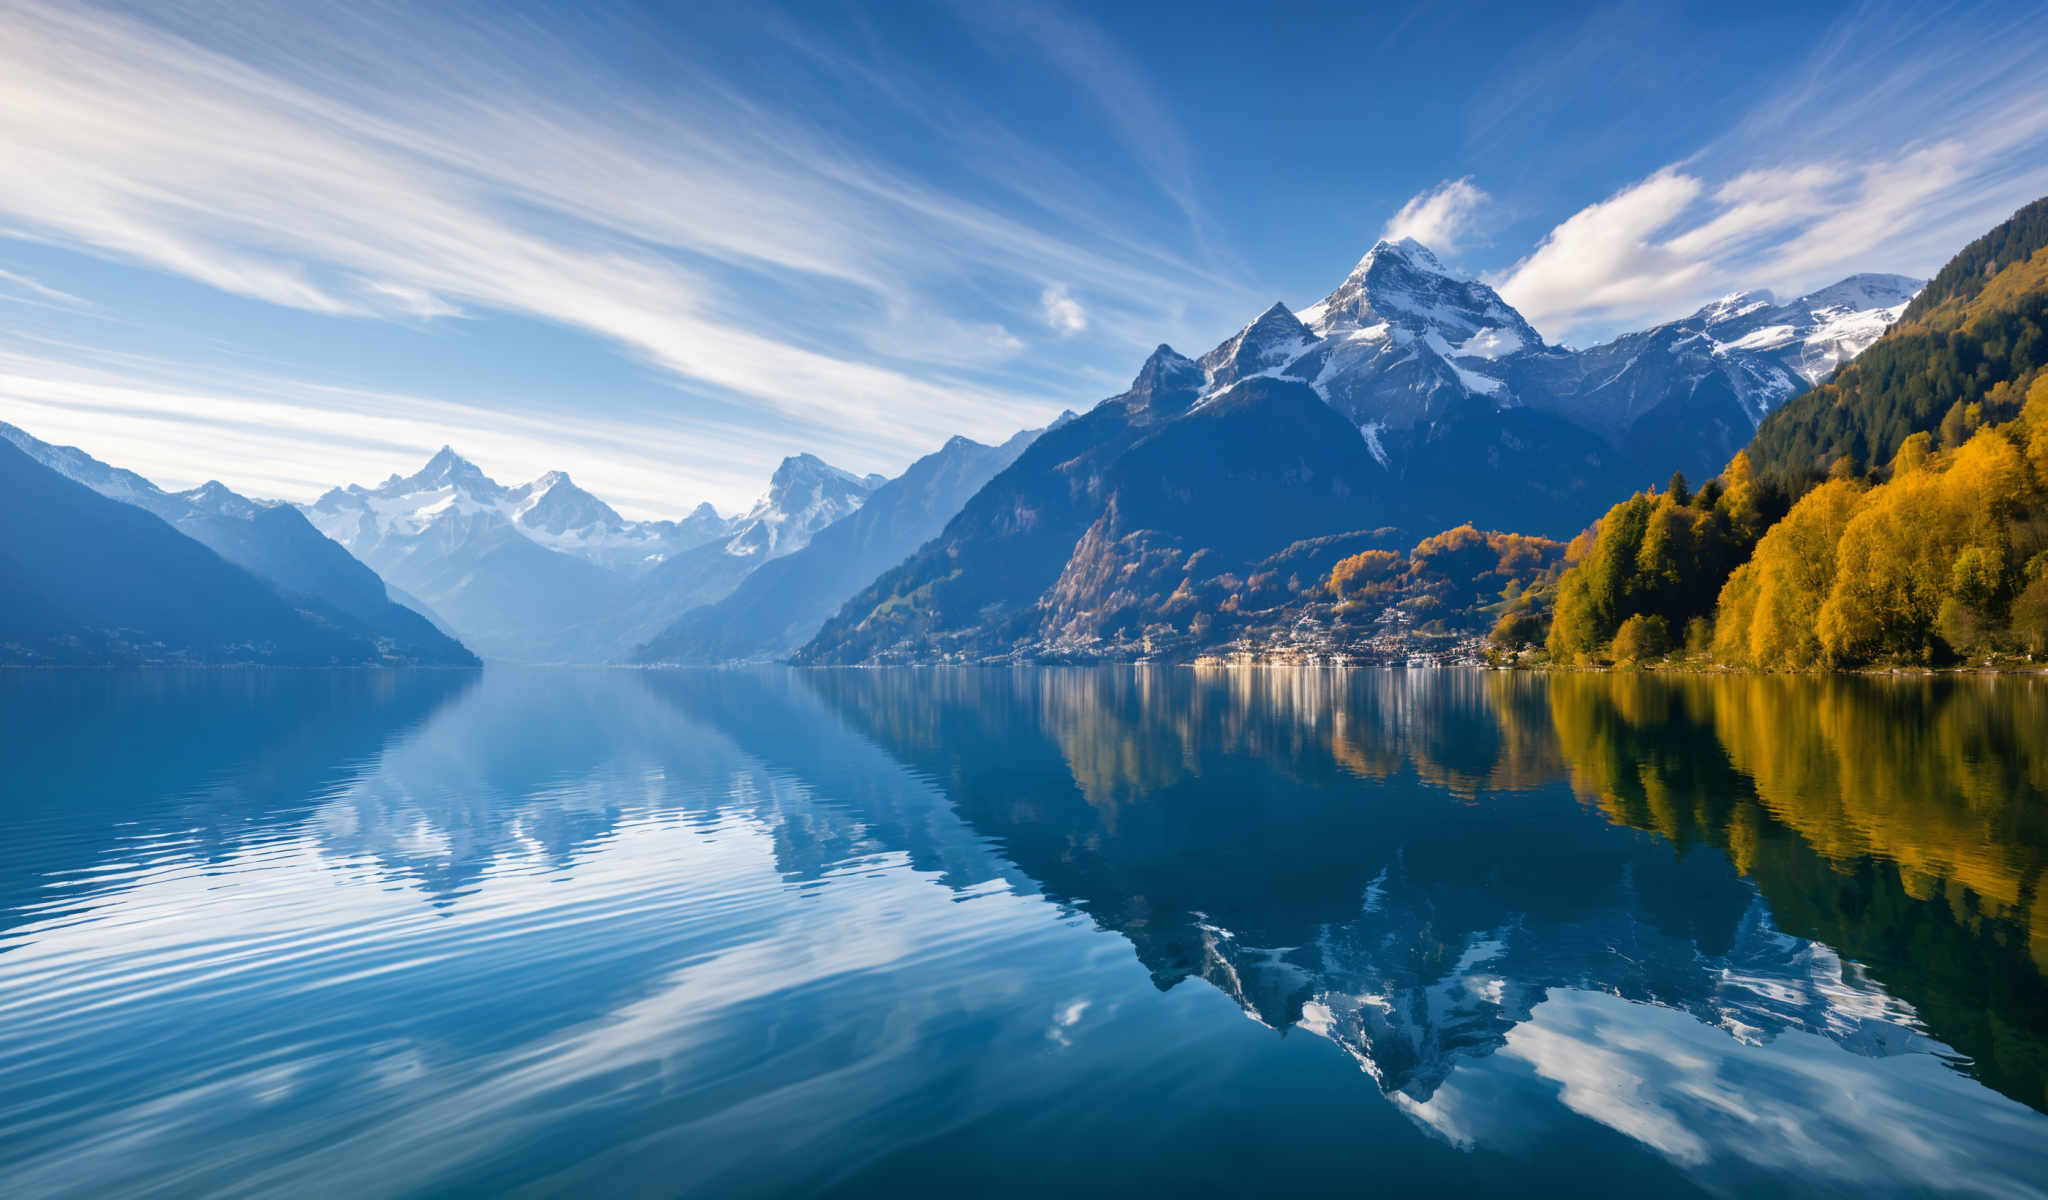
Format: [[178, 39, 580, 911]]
[[1, 233, 1923, 668], [304, 448, 884, 663], [1162, 238, 1917, 489], [797, 241, 1918, 664]]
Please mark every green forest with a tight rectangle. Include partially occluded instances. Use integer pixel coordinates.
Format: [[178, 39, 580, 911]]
[[1528, 196, 2048, 670]]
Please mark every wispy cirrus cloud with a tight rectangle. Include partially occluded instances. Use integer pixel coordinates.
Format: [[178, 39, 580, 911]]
[[0, 342, 847, 518], [0, 0, 1255, 502], [1491, 0, 2048, 341], [0, 267, 91, 310]]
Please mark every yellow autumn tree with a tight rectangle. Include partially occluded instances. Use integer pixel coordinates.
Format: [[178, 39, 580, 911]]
[[1712, 480, 1865, 668], [1817, 428, 2036, 663]]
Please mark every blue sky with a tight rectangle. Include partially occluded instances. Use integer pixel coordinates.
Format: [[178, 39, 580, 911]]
[[1, 0, 2045, 516]]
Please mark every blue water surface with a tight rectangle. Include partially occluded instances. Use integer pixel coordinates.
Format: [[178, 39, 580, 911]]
[[1, 667, 2043, 1198]]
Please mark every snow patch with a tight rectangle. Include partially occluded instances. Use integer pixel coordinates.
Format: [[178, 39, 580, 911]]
[[1359, 422, 1390, 467]]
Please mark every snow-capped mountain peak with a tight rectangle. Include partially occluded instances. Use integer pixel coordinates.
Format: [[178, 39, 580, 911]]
[[1201, 302, 1318, 391], [508, 471, 629, 536], [1, 423, 286, 527], [1144, 242, 1917, 489], [1798, 272, 1921, 314], [1308, 236, 1534, 342], [392, 445, 500, 497], [1362, 235, 1447, 274], [724, 453, 884, 559], [1186, 236, 1544, 431], [1697, 290, 1776, 324], [1513, 271, 1926, 475], [307, 447, 731, 576], [0, 420, 164, 509]]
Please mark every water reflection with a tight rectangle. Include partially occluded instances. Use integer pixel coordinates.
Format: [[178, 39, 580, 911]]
[[1544, 673, 2048, 1113], [0, 667, 2042, 1197], [0, 669, 474, 930]]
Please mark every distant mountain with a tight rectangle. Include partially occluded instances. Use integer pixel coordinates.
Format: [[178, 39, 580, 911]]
[[306, 446, 729, 578], [306, 447, 709, 663], [1748, 196, 2048, 483], [594, 453, 888, 659], [1518, 274, 1922, 483], [305, 446, 882, 662], [718, 452, 886, 559], [797, 236, 1916, 664], [0, 439, 422, 665], [0, 422, 475, 665], [634, 427, 1051, 664]]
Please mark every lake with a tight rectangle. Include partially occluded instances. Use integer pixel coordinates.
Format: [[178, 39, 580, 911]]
[[1, 667, 2044, 1197]]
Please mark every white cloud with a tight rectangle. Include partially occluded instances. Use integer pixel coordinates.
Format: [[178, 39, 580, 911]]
[[1495, 134, 2048, 342], [1383, 178, 1491, 256], [1492, 2, 2048, 342], [1491, 170, 1708, 336], [1041, 285, 1088, 336]]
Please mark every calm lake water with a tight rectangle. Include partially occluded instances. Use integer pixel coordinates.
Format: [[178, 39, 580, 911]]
[[2, 667, 2045, 1198]]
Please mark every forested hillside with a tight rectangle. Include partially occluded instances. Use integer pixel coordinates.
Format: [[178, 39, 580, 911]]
[[1542, 197, 2048, 669], [1747, 197, 2048, 486]]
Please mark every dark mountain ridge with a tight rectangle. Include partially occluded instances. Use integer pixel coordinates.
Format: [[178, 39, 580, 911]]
[[0, 439, 451, 665], [0, 423, 476, 665]]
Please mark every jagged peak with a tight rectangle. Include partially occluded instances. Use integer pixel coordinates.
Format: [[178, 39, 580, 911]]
[[399, 443, 498, 491], [1130, 343, 1202, 396], [686, 500, 722, 521], [1352, 236, 1448, 277], [768, 451, 875, 493], [1302, 234, 1535, 350], [1198, 299, 1320, 391]]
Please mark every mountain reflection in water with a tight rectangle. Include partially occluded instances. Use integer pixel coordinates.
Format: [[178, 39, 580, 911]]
[[0, 667, 2042, 1198]]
